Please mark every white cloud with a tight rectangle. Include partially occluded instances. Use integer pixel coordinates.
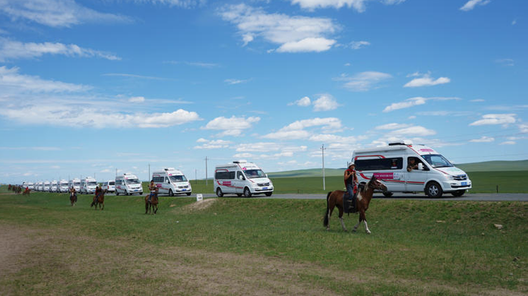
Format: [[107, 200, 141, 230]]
[[404, 72, 450, 88], [235, 142, 280, 153], [194, 139, 233, 149], [202, 116, 260, 137], [471, 99, 485, 103], [313, 94, 339, 111], [0, 66, 91, 93], [383, 97, 426, 112], [0, 0, 132, 28], [390, 126, 436, 137], [460, 0, 491, 12], [224, 78, 250, 85], [470, 136, 495, 143], [469, 114, 516, 127], [520, 124, 528, 133], [335, 71, 392, 92], [129, 96, 145, 103], [499, 141, 516, 145], [289, 96, 311, 107], [219, 4, 339, 53], [0, 38, 120, 62], [495, 58, 514, 67], [290, 0, 404, 12], [349, 41, 370, 50], [383, 97, 460, 113], [277, 37, 336, 53], [262, 117, 342, 140], [375, 123, 412, 130]]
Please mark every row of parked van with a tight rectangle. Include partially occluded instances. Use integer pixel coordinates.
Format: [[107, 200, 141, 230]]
[[22, 143, 472, 198]]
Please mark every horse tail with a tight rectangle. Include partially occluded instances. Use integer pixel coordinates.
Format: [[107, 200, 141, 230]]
[[323, 191, 331, 227]]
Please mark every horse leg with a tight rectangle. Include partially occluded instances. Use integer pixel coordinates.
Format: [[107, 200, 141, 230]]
[[337, 207, 348, 232], [360, 211, 371, 234], [153, 205, 158, 214]]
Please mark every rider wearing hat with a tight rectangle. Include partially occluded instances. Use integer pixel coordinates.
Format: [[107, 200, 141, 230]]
[[344, 162, 358, 209]]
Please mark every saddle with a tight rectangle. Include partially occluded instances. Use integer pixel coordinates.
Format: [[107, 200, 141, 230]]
[[343, 192, 357, 214]]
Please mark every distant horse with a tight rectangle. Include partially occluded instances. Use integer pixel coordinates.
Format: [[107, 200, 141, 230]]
[[323, 176, 387, 233], [23, 188, 31, 196], [70, 191, 77, 206], [145, 191, 159, 215], [91, 189, 106, 210]]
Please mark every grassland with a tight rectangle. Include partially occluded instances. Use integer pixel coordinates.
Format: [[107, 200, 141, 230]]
[[0, 186, 526, 295]]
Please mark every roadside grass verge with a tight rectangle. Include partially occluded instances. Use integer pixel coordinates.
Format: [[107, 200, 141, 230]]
[[0, 189, 526, 295]]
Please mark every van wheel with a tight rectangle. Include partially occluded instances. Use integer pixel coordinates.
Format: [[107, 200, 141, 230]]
[[383, 192, 393, 197], [265, 192, 272, 197], [116, 191, 119, 196], [243, 187, 252, 198], [125, 190, 129, 196], [451, 190, 465, 197], [216, 188, 223, 197], [237, 194, 242, 197], [186, 192, 191, 196], [169, 189, 174, 197], [425, 182, 443, 198]]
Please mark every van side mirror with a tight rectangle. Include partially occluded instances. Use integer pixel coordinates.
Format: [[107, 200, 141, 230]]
[[239, 175, 245, 180]]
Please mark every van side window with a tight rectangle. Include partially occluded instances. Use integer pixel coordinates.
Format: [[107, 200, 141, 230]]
[[355, 157, 403, 171], [215, 171, 229, 180]]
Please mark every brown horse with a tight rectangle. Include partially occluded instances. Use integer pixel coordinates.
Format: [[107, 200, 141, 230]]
[[145, 191, 159, 214], [91, 189, 106, 210], [70, 191, 77, 206], [323, 176, 387, 233]]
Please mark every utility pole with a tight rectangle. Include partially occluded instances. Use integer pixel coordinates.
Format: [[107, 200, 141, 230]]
[[321, 144, 326, 190], [205, 156, 208, 186], [148, 164, 150, 181]]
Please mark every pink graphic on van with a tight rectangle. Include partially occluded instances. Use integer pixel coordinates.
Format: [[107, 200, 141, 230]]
[[420, 148, 434, 153], [222, 181, 232, 186], [374, 173, 394, 180]]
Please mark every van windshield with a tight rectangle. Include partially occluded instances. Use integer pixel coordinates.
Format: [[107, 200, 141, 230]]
[[87, 181, 97, 186], [126, 179, 140, 184], [422, 154, 453, 168], [169, 175, 187, 182], [74, 182, 80, 186], [244, 169, 266, 179]]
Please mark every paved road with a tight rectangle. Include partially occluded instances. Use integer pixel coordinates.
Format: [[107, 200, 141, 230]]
[[193, 192, 528, 201]]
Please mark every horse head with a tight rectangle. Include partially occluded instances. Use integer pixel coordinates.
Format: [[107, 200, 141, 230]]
[[368, 176, 387, 192]]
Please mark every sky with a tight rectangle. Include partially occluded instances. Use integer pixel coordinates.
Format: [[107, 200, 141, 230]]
[[0, 0, 527, 184]]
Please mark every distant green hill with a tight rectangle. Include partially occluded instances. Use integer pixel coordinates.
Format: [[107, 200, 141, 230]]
[[268, 160, 528, 177]]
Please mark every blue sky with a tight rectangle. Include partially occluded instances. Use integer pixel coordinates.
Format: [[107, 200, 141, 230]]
[[0, 0, 526, 184]]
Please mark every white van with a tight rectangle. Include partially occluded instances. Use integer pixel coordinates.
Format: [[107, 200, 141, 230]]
[[58, 180, 69, 193], [44, 181, 51, 192], [27, 182, 34, 190], [152, 168, 192, 196], [81, 177, 98, 194], [214, 160, 274, 197], [69, 178, 81, 192], [352, 142, 472, 198], [115, 173, 143, 196], [51, 180, 58, 192], [102, 180, 115, 193]]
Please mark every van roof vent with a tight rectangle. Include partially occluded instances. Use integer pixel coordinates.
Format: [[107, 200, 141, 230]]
[[388, 141, 406, 146], [233, 160, 247, 164], [164, 168, 175, 171]]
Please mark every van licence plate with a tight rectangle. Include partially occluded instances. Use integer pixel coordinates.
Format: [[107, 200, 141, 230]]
[[182, 189, 187, 191], [262, 187, 268, 190], [461, 182, 467, 186]]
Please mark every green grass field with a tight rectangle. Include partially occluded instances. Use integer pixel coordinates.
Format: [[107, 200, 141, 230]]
[[0, 186, 526, 295]]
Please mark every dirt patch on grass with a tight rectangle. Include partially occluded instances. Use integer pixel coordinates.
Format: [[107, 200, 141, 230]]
[[180, 198, 218, 212]]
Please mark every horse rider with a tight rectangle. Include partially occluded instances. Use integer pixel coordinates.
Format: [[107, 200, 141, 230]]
[[70, 186, 77, 197], [148, 180, 158, 202], [344, 163, 358, 210]]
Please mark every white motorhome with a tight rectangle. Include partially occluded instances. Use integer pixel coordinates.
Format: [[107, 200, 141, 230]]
[[115, 173, 143, 196], [81, 177, 97, 194], [51, 180, 58, 192], [214, 160, 274, 197], [102, 180, 115, 193], [58, 180, 69, 193], [352, 142, 472, 198], [26, 182, 34, 190], [152, 168, 192, 196], [44, 181, 51, 192], [69, 178, 81, 192]]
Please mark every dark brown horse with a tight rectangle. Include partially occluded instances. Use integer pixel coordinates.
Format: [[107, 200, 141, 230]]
[[91, 189, 106, 210], [145, 191, 159, 214], [323, 176, 387, 233], [70, 191, 77, 206]]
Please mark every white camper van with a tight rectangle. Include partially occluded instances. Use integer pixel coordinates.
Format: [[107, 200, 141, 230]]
[[80, 177, 98, 194], [102, 180, 115, 193], [58, 180, 69, 193], [115, 173, 143, 196], [27, 182, 34, 190], [69, 178, 81, 192], [352, 142, 472, 198], [44, 181, 51, 192], [214, 160, 274, 197], [152, 168, 192, 196], [51, 180, 58, 192]]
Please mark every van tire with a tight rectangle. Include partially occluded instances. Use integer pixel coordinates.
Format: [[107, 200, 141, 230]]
[[425, 182, 443, 198], [116, 191, 119, 196], [451, 190, 465, 197], [186, 192, 191, 196], [265, 192, 272, 197], [169, 189, 174, 197], [383, 192, 393, 197], [243, 187, 252, 198], [216, 188, 223, 197]]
